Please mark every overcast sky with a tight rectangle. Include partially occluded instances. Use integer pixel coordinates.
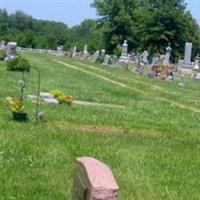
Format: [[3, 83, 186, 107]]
[[0, 0, 199, 27]]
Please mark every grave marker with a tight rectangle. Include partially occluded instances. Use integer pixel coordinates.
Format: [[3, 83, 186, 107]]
[[72, 157, 119, 200]]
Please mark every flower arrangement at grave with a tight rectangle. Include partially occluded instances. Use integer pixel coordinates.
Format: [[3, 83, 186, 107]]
[[7, 97, 28, 121], [49, 90, 74, 106]]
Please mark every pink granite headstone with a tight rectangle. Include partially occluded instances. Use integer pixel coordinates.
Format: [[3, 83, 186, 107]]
[[72, 157, 119, 200]]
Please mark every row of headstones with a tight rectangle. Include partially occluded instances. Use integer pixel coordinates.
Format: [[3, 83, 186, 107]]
[[69, 41, 200, 71], [68, 41, 172, 68], [3, 39, 199, 73], [0, 41, 17, 60]]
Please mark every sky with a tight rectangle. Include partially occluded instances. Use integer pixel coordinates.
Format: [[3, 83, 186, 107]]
[[0, 0, 199, 27]]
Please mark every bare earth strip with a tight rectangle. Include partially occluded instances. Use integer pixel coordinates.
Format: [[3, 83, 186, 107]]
[[52, 59, 200, 114], [47, 122, 161, 137]]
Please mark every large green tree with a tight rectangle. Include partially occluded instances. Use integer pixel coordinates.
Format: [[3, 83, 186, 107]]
[[92, 0, 200, 59], [67, 19, 105, 52]]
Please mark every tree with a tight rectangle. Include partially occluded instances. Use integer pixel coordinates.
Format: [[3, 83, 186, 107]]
[[68, 19, 105, 52], [92, 0, 200, 59], [92, 0, 138, 53]]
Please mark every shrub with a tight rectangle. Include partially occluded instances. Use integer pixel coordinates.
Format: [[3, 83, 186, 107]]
[[7, 57, 31, 72], [49, 90, 64, 98], [0, 49, 6, 60], [49, 90, 74, 106]]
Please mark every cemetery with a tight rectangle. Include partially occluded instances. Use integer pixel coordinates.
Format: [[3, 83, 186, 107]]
[[1, 1, 200, 199]]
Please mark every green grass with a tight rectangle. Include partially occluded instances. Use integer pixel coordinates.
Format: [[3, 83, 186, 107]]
[[0, 52, 200, 199]]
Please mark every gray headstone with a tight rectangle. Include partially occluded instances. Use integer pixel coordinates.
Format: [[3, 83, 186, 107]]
[[5, 42, 17, 59], [72, 46, 77, 58], [193, 54, 200, 70], [82, 44, 89, 60], [103, 55, 110, 65], [119, 40, 129, 63], [182, 42, 193, 68], [92, 50, 100, 63], [0, 41, 6, 50], [142, 50, 149, 64], [163, 43, 172, 65]]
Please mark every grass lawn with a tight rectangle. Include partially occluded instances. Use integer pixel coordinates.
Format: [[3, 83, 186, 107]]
[[0, 52, 200, 199]]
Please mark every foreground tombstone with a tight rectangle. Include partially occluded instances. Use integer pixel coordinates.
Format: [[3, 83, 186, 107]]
[[72, 157, 119, 200]]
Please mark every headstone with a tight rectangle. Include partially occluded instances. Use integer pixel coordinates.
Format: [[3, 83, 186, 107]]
[[92, 50, 100, 63], [135, 53, 140, 65], [5, 42, 17, 60], [142, 50, 149, 64], [0, 41, 6, 50], [163, 43, 172, 65], [177, 70, 185, 86], [193, 54, 200, 70], [72, 46, 77, 58], [132, 63, 145, 75], [181, 42, 193, 68], [151, 53, 160, 65], [82, 45, 89, 60], [111, 55, 118, 66], [103, 55, 110, 65], [40, 92, 54, 99], [119, 40, 129, 63], [43, 98, 59, 104], [57, 46, 63, 56], [72, 157, 119, 200], [98, 49, 105, 63], [194, 73, 200, 81]]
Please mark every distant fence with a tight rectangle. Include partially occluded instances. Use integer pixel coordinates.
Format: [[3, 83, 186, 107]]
[[17, 47, 68, 56]]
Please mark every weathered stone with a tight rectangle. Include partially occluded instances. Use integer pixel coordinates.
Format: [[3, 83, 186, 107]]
[[0, 41, 6, 50], [92, 50, 100, 62], [82, 45, 89, 60], [193, 54, 200, 70], [72, 157, 119, 200], [181, 42, 193, 68], [141, 50, 149, 64], [5, 42, 17, 59], [43, 98, 59, 104], [72, 46, 77, 58], [103, 55, 111, 65], [119, 40, 129, 63], [40, 92, 54, 99], [163, 43, 172, 65]]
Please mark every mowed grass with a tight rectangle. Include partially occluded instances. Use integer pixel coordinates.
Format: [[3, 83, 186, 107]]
[[0, 52, 200, 200]]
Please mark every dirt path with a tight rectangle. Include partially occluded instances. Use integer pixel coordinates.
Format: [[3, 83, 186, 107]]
[[47, 122, 161, 137]]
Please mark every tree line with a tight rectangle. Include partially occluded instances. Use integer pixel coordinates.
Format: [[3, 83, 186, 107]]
[[0, 0, 200, 60]]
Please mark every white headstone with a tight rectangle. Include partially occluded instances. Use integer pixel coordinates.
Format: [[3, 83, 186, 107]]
[[119, 40, 129, 63], [72, 46, 77, 58], [193, 54, 200, 70], [163, 43, 172, 65]]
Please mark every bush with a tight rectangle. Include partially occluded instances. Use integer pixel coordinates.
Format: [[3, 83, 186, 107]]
[[57, 95, 74, 106], [7, 57, 31, 72], [49, 90, 74, 106], [0, 49, 6, 60], [49, 90, 64, 98]]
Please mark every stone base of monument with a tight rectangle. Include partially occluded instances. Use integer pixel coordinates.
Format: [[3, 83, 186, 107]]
[[179, 67, 193, 75], [72, 157, 119, 200]]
